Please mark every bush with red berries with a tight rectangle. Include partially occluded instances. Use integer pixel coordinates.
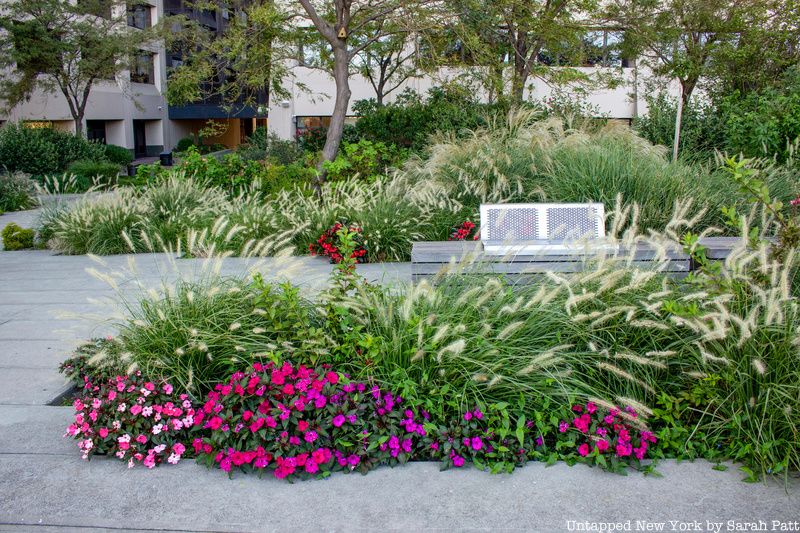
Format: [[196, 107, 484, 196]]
[[309, 222, 368, 263], [449, 220, 479, 241]]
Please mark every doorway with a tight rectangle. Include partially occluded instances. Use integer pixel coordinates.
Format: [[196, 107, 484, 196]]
[[133, 120, 147, 158]]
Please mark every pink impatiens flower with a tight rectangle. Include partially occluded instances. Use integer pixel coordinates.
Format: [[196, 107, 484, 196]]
[[332, 414, 346, 427]]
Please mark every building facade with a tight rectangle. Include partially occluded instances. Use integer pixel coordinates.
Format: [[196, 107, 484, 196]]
[[0, 8, 659, 153]]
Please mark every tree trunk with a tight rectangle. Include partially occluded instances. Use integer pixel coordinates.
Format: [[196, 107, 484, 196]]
[[672, 81, 694, 161], [74, 116, 85, 138], [672, 91, 683, 161], [317, 45, 351, 183], [511, 57, 526, 104]]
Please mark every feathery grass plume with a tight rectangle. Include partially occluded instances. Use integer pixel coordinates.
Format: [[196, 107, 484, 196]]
[[496, 321, 525, 340], [437, 339, 466, 359], [596, 361, 656, 395], [614, 351, 667, 370], [431, 324, 451, 345]]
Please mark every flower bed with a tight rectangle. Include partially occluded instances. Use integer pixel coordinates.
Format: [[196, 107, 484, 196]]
[[66, 359, 659, 480]]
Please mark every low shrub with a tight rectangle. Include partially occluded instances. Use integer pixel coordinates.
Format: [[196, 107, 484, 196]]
[[353, 87, 506, 151], [66, 159, 121, 190], [242, 128, 304, 165], [175, 136, 197, 153], [322, 140, 407, 182], [634, 93, 727, 161], [0, 171, 37, 212], [0, 123, 107, 176], [309, 222, 367, 263], [103, 145, 133, 167], [1, 222, 35, 250]]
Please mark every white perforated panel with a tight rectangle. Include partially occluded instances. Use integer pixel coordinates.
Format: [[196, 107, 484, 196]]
[[480, 203, 605, 242], [546, 206, 602, 239], [486, 207, 538, 240]]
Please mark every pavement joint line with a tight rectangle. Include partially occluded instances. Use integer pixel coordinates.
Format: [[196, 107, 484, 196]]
[[0, 523, 232, 533], [0, 452, 73, 457]]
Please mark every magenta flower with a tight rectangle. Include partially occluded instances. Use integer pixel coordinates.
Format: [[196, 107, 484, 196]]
[[471, 436, 483, 451], [578, 443, 591, 457], [558, 421, 569, 433], [463, 411, 473, 421], [332, 414, 346, 427], [452, 454, 465, 467]]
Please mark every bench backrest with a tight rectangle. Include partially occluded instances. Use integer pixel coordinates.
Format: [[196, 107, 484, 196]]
[[479, 203, 605, 242]]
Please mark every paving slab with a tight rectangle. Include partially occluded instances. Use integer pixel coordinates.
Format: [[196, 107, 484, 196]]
[[0, 319, 113, 341], [0, 406, 73, 455], [0, 454, 796, 532], [0, 340, 79, 368], [0, 368, 72, 405]]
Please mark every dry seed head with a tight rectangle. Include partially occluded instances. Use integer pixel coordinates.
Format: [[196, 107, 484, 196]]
[[630, 319, 669, 331], [497, 321, 524, 340], [616, 396, 653, 418], [751, 358, 766, 375], [646, 350, 676, 358], [597, 361, 656, 394], [614, 351, 667, 370], [431, 324, 451, 345], [438, 339, 466, 358]]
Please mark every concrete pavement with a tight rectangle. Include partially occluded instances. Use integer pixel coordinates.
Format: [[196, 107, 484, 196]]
[[0, 405, 796, 532]]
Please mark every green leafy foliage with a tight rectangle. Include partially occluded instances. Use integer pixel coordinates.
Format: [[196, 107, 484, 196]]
[[66, 159, 121, 190], [322, 139, 406, 182], [0, 123, 107, 176], [352, 87, 505, 151], [103, 144, 133, 167], [1, 222, 35, 250], [240, 127, 304, 165]]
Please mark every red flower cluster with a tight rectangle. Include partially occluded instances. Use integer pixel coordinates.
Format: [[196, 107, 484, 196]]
[[560, 402, 657, 469], [192, 361, 424, 480], [308, 221, 368, 263], [449, 220, 480, 241]]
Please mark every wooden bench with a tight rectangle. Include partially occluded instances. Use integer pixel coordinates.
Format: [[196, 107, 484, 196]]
[[412, 202, 751, 283], [411, 238, 748, 283]]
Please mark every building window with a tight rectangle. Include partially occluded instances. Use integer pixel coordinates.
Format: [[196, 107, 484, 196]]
[[127, 2, 152, 29], [86, 121, 107, 144], [130, 52, 155, 84], [294, 116, 356, 138]]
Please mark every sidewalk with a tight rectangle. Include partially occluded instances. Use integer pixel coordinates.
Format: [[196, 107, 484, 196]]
[[0, 248, 797, 532], [0, 405, 796, 532]]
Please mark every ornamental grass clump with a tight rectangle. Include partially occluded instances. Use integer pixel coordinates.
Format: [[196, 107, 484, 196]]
[[116, 275, 324, 395], [0, 171, 37, 212]]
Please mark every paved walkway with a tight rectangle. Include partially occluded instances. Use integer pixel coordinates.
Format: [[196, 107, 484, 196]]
[[0, 245, 798, 531]]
